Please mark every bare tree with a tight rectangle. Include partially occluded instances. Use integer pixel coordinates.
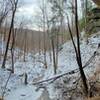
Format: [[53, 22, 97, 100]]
[[38, 28, 41, 55], [0, 0, 10, 28], [23, 30, 27, 62], [1, 0, 18, 68], [36, 0, 48, 68], [51, 22, 57, 74], [67, 0, 88, 96], [42, 0, 47, 68], [15, 18, 28, 59], [10, 28, 17, 73], [75, 0, 88, 95], [48, 0, 64, 74], [0, 0, 11, 57]]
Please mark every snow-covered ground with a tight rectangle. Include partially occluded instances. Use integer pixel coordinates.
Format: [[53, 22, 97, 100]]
[[0, 31, 100, 100]]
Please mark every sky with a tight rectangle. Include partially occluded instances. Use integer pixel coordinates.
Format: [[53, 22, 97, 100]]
[[17, 0, 38, 18], [16, 0, 40, 30], [16, 0, 86, 30]]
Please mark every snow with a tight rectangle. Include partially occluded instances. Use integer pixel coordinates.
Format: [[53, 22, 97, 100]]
[[0, 31, 100, 100], [5, 85, 43, 100]]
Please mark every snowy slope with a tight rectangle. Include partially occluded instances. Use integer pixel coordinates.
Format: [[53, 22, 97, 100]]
[[0, 31, 100, 100]]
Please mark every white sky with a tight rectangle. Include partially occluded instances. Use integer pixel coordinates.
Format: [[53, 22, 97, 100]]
[[17, 0, 38, 18], [16, 0, 83, 30], [15, 0, 40, 30]]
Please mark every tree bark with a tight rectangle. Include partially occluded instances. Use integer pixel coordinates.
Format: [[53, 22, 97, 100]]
[[75, 0, 88, 96]]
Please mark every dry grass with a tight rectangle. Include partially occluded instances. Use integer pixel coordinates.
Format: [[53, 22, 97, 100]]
[[85, 96, 100, 100]]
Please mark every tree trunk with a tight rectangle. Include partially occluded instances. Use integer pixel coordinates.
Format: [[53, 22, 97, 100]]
[[51, 38, 57, 74], [1, 0, 18, 68], [75, 0, 88, 96]]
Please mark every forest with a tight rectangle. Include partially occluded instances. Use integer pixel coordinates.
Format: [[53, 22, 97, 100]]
[[0, 0, 100, 100]]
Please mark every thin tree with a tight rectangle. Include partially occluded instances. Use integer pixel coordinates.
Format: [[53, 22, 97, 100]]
[[51, 22, 57, 74], [1, 0, 18, 68], [10, 28, 16, 73], [38, 28, 41, 56], [23, 30, 27, 62], [0, 0, 10, 28], [75, 1, 88, 96], [49, 0, 66, 74], [42, 0, 47, 68], [67, 0, 88, 96]]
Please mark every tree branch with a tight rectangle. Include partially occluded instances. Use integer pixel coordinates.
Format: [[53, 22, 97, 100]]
[[32, 51, 98, 85]]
